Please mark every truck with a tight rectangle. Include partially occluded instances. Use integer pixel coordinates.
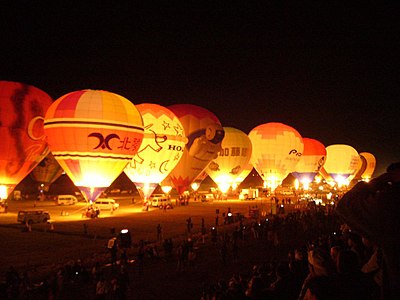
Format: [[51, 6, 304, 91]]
[[17, 210, 51, 225]]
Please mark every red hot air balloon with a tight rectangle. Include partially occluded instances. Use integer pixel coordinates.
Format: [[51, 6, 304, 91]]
[[292, 138, 326, 187], [0, 81, 53, 199], [44, 90, 144, 202], [167, 104, 225, 195]]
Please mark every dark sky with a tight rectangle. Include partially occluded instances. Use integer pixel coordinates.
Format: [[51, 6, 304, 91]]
[[1, 2, 399, 175]]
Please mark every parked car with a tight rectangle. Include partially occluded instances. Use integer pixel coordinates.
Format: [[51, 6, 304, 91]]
[[17, 210, 50, 225], [150, 194, 172, 207]]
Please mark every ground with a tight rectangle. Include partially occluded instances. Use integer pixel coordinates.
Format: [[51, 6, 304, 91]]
[[0, 197, 281, 299]]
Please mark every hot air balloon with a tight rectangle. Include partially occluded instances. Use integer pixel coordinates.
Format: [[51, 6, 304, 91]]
[[206, 127, 252, 194], [44, 90, 144, 202], [322, 144, 361, 187], [248, 122, 304, 191], [30, 152, 63, 192], [167, 104, 225, 195], [292, 138, 326, 189], [351, 152, 376, 183], [0, 81, 53, 199], [124, 103, 187, 201]]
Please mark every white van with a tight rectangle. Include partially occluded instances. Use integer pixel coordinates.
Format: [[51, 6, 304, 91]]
[[94, 198, 119, 211], [150, 194, 172, 208], [56, 195, 78, 205]]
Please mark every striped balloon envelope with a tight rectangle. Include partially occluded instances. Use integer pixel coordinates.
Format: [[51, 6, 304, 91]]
[[124, 103, 187, 200], [292, 138, 326, 186], [0, 81, 53, 199], [248, 122, 304, 191], [44, 90, 144, 201]]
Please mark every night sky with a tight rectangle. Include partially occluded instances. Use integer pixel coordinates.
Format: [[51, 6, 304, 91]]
[[1, 2, 399, 175]]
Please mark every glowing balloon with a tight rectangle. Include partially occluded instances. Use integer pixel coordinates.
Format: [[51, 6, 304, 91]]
[[124, 103, 187, 200], [206, 127, 252, 193], [167, 104, 225, 195], [0, 81, 53, 199], [323, 144, 361, 186], [248, 122, 304, 191], [351, 152, 376, 182], [30, 152, 63, 192], [292, 138, 326, 186], [44, 90, 144, 201]]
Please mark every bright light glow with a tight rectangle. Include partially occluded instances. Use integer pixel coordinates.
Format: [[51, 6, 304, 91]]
[[301, 179, 310, 190], [231, 182, 238, 191], [218, 182, 230, 194], [334, 175, 347, 188], [314, 175, 322, 184], [318, 186, 323, 191], [161, 185, 172, 194], [294, 179, 299, 190], [78, 173, 110, 188], [0, 185, 8, 199], [191, 182, 199, 191], [121, 229, 129, 234], [143, 183, 150, 197], [327, 192, 332, 200]]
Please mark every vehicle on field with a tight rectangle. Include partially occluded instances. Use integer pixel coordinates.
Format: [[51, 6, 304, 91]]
[[150, 194, 172, 208], [17, 210, 50, 224], [94, 198, 119, 211], [56, 195, 78, 205], [239, 188, 259, 200]]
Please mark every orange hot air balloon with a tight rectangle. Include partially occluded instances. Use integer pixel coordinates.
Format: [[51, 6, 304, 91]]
[[0, 81, 53, 199], [248, 122, 304, 191], [323, 144, 361, 186], [292, 138, 326, 185], [30, 152, 63, 192], [124, 103, 187, 200], [167, 104, 225, 195], [44, 90, 144, 202], [206, 127, 252, 193]]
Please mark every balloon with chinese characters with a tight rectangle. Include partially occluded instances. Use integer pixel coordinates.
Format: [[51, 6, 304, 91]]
[[322, 144, 361, 186], [124, 103, 187, 200], [0, 81, 53, 199], [206, 127, 252, 193], [44, 90, 144, 201], [30, 152, 64, 192], [167, 104, 225, 195], [248, 122, 304, 191], [292, 138, 326, 187]]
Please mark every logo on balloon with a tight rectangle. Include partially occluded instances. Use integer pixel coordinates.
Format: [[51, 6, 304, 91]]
[[89, 133, 120, 150], [289, 149, 302, 156]]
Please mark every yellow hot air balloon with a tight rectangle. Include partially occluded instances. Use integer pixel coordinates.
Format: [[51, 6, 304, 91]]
[[248, 122, 304, 191], [206, 127, 252, 193], [124, 103, 187, 200], [0, 81, 53, 199], [323, 144, 361, 187], [167, 104, 225, 195], [44, 90, 144, 202]]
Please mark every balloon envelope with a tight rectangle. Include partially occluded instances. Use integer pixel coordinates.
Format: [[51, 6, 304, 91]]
[[30, 152, 63, 192], [124, 103, 187, 199], [323, 144, 361, 185], [167, 104, 225, 195], [292, 138, 326, 184], [0, 81, 53, 198], [44, 90, 144, 201], [206, 127, 252, 192], [248, 122, 304, 190]]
